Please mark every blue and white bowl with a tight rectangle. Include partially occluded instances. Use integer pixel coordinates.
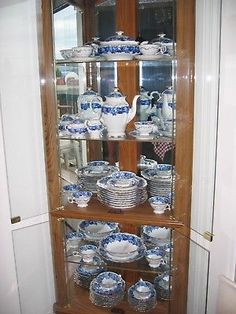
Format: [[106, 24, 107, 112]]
[[141, 164, 173, 180], [78, 220, 119, 241], [141, 225, 171, 247], [98, 232, 146, 263], [128, 279, 157, 312], [69, 191, 92, 207], [99, 31, 139, 60]]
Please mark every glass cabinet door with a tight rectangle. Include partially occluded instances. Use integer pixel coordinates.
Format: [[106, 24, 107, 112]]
[[44, 1, 209, 314]]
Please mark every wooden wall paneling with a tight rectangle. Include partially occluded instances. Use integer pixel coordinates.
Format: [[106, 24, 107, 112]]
[[116, 0, 139, 173]]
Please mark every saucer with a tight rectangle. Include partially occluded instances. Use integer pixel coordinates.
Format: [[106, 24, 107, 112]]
[[70, 56, 97, 62], [135, 54, 171, 61], [129, 130, 155, 140], [104, 53, 134, 61]]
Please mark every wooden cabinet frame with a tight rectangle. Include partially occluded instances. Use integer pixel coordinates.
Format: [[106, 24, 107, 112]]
[[37, 0, 195, 313]]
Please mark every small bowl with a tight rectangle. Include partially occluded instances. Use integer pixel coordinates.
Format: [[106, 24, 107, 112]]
[[139, 43, 161, 55], [60, 48, 74, 59], [72, 46, 93, 58], [69, 191, 92, 207], [141, 225, 171, 247]]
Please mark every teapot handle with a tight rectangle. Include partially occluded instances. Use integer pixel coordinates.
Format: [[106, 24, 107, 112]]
[[150, 90, 161, 101]]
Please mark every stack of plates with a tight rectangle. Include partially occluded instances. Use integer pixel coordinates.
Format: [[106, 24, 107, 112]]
[[97, 171, 148, 209], [73, 256, 105, 289], [89, 271, 125, 307], [75, 161, 119, 193], [141, 164, 175, 197]]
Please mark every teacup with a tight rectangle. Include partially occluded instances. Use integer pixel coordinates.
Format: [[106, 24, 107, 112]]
[[66, 231, 84, 250], [62, 184, 82, 205], [145, 248, 165, 268], [69, 191, 92, 207], [86, 119, 104, 138], [148, 196, 171, 214], [79, 244, 97, 263], [134, 121, 154, 135]]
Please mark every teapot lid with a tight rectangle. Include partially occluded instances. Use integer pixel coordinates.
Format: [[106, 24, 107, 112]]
[[150, 33, 174, 45], [107, 87, 124, 98]]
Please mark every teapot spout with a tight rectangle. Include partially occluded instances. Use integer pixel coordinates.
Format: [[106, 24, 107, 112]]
[[127, 95, 139, 123]]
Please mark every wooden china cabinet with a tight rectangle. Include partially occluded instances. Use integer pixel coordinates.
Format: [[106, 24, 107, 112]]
[[38, 0, 198, 313]]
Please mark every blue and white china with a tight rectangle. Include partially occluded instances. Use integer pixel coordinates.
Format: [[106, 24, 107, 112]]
[[134, 121, 154, 136], [109, 171, 136, 187], [150, 33, 176, 56], [145, 248, 165, 268], [155, 86, 176, 121], [66, 231, 84, 250], [60, 114, 76, 122], [101, 87, 139, 137], [98, 31, 139, 60], [78, 220, 119, 241], [86, 119, 104, 138], [66, 120, 88, 138], [128, 279, 157, 312], [62, 184, 82, 205], [75, 162, 119, 193], [79, 244, 97, 263], [139, 42, 166, 56], [148, 195, 171, 214], [73, 256, 105, 289], [96, 172, 148, 209], [141, 164, 173, 179], [60, 48, 74, 59], [138, 155, 158, 170], [154, 272, 172, 300], [77, 87, 103, 121], [72, 45, 93, 58], [141, 226, 171, 247], [90, 271, 125, 307], [69, 191, 92, 207], [137, 87, 160, 121], [98, 233, 146, 263]]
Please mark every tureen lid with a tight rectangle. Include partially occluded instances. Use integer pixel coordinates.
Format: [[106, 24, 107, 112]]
[[150, 33, 174, 45], [101, 31, 139, 46]]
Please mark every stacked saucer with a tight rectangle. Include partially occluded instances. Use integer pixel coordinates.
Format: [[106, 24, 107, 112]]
[[141, 164, 175, 197], [73, 256, 105, 289], [96, 171, 148, 209], [128, 279, 157, 312], [75, 161, 119, 193], [90, 271, 125, 307]]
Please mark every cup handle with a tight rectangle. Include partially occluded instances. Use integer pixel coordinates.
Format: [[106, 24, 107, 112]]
[[68, 197, 74, 203], [166, 204, 171, 211]]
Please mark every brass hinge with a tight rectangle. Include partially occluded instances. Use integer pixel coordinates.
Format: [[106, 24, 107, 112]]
[[203, 231, 214, 242], [11, 216, 21, 224]]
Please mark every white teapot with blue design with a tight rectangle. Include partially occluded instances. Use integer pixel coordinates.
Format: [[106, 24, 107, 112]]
[[101, 87, 139, 137], [77, 87, 103, 121]]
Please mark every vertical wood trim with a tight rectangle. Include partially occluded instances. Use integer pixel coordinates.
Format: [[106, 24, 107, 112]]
[[37, 0, 66, 306], [37, 0, 60, 211]]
